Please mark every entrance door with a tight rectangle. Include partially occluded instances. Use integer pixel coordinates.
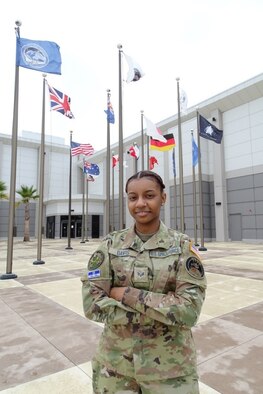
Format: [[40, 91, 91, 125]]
[[61, 220, 68, 237], [46, 216, 55, 238], [92, 215, 100, 238], [229, 214, 242, 241], [61, 219, 75, 238]]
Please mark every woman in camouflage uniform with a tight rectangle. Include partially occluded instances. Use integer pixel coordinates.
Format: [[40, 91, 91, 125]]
[[82, 170, 207, 394]]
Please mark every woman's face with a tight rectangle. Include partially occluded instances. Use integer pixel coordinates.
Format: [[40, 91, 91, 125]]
[[126, 177, 166, 234]]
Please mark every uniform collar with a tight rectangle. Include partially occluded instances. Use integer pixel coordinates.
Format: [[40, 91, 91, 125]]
[[121, 221, 173, 251]]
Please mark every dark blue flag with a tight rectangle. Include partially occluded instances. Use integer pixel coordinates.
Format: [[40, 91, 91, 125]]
[[104, 100, 115, 124], [192, 136, 199, 167], [16, 37, 62, 75], [199, 114, 223, 144]]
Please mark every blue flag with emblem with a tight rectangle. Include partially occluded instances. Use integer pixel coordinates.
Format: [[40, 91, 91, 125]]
[[16, 37, 62, 75]]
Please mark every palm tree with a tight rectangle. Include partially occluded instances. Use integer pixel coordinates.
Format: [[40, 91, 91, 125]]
[[16, 185, 39, 242], [0, 180, 8, 200]]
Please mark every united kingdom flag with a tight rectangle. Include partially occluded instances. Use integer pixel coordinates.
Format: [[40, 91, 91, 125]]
[[48, 85, 74, 118]]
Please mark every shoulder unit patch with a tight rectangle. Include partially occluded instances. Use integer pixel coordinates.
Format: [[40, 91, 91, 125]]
[[88, 250, 105, 270], [186, 257, 204, 279]]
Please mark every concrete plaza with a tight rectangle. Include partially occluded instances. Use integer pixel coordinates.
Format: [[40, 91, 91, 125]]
[[0, 238, 263, 393]]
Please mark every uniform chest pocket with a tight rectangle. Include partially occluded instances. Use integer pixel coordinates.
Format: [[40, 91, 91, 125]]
[[149, 247, 181, 293], [109, 248, 137, 286]]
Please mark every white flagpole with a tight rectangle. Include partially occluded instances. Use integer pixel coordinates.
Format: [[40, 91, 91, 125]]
[[66, 130, 73, 250], [176, 77, 185, 233], [140, 110, 144, 171], [85, 177, 89, 241], [106, 89, 111, 234], [111, 151, 115, 231], [196, 111, 207, 251], [1, 21, 21, 280], [172, 148, 178, 230], [191, 129, 199, 246], [33, 74, 47, 264], [118, 44, 124, 229], [80, 158, 86, 243]]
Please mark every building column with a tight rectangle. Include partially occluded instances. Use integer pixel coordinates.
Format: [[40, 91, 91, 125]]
[[211, 109, 229, 241]]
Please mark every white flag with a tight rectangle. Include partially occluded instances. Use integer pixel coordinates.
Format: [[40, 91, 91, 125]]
[[180, 90, 188, 114], [144, 116, 167, 143], [123, 53, 145, 83]]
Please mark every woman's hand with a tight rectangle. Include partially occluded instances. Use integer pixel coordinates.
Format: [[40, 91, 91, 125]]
[[110, 287, 127, 301]]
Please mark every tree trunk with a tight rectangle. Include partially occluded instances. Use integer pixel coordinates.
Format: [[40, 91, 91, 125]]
[[24, 203, 30, 242]]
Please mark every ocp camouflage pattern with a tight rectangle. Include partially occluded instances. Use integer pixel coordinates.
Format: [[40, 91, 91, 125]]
[[81, 221, 207, 382]]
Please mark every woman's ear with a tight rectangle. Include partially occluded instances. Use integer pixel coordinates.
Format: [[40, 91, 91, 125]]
[[161, 192, 167, 205]]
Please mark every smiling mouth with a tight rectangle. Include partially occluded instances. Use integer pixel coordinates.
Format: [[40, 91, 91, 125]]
[[136, 211, 150, 216]]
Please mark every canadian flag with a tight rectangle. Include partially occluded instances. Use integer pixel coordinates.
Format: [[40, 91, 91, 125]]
[[149, 156, 158, 170], [127, 144, 140, 159]]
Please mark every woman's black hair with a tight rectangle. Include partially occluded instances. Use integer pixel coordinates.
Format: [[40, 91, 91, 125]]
[[125, 170, 166, 193]]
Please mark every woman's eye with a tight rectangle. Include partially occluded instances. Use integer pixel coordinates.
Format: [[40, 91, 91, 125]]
[[128, 196, 136, 201]]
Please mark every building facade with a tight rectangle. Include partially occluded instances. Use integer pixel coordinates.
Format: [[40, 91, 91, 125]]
[[0, 73, 263, 242]]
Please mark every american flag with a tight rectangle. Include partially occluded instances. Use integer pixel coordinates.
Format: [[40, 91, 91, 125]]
[[71, 141, 94, 156], [48, 85, 74, 118]]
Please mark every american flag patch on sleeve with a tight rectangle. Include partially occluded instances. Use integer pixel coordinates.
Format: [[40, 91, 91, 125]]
[[88, 269, 101, 279]]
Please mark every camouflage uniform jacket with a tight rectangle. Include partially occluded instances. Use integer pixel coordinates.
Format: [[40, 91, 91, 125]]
[[81, 221, 207, 382]]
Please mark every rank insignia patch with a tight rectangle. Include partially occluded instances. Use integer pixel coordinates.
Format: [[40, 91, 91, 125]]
[[186, 257, 204, 279], [88, 251, 105, 270]]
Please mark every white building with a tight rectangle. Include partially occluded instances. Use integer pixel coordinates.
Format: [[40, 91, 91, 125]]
[[0, 73, 263, 242]]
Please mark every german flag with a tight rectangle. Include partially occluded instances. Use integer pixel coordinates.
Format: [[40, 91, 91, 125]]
[[150, 133, 176, 151]]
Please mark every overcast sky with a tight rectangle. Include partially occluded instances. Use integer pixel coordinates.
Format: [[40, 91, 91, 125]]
[[1, 0, 263, 151]]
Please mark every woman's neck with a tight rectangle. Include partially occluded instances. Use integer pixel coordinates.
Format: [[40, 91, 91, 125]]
[[135, 221, 160, 235]]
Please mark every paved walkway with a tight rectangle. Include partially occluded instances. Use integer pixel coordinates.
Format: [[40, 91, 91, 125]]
[[0, 238, 263, 393]]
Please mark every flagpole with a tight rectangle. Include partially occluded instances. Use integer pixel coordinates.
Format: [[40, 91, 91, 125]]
[[1, 21, 21, 280], [66, 130, 73, 250], [111, 151, 115, 231], [147, 136, 150, 170], [172, 148, 178, 230], [140, 110, 144, 170], [117, 44, 124, 230], [134, 142, 138, 173], [105, 89, 111, 234], [176, 77, 185, 233], [80, 158, 85, 243], [191, 129, 199, 246], [85, 178, 89, 241], [33, 74, 47, 264], [196, 111, 207, 251]]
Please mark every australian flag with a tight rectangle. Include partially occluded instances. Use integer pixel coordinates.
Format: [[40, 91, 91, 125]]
[[104, 100, 115, 124], [83, 162, 100, 177], [48, 85, 74, 118], [199, 114, 223, 144]]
